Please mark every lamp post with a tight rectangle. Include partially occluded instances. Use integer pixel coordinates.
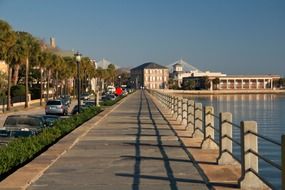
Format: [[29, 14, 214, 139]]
[[118, 75, 121, 87], [74, 51, 82, 113]]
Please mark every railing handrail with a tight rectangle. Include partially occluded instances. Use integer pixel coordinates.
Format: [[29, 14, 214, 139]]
[[246, 130, 281, 146], [247, 149, 282, 171]]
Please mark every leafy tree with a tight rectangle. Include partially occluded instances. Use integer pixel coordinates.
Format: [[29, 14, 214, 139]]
[[182, 80, 196, 90], [212, 77, 220, 90], [168, 78, 179, 89], [278, 78, 285, 88], [202, 77, 211, 90]]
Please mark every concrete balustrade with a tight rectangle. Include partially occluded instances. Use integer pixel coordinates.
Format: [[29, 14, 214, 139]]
[[171, 96, 175, 114], [150, 90, 284, 189], [202, 106, 218, 149], [217, 112, 238, 165], [173, 97, 178, 118], [187, 100, 195, 133], [182, 98, 188, 126], [177, 97, 183, 122], [193, 103, 203, 138], [239, 121, 269, 189]]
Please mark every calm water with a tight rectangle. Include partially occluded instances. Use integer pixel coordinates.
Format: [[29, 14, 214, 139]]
[[182, 94, 285, 189]]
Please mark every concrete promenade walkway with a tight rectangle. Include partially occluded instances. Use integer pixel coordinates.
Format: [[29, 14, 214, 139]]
[[23, 90, 209, 190]]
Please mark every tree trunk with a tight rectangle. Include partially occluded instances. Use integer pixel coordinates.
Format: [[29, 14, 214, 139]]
[[54, 71, 58, 99], [7, 66, 12, 111], [40, 67, 43, 106], [25, 57, 29, 108], [46, 69, 50, 101], [12, 64, 20, 85]]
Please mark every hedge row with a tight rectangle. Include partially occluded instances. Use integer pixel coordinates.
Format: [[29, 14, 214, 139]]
[[100, 95, 125, 106], [0, 106, 101, 177]]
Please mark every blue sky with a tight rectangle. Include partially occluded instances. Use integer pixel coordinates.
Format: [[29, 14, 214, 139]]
[[0, 0, 284, 75]]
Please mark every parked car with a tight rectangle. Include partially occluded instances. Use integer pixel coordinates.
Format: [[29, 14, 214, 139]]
[[83, 100, 96, 107], [45, 99, 68, 116], [80, 93, 91, 100], [41, 115, 60, 127], [0, 115, 46, 137], [60, 95, 71, 107], [102, 94, 116, 101], [71, 104, 89, 115]]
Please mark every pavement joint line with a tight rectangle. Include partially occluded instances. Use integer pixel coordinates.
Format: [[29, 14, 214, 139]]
[[0, 93, 135, 190], [66, 93, 132, 151]]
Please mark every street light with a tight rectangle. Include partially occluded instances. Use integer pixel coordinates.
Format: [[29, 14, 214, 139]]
[[74, 51, 82, 113], [118, 75, 121, 87]]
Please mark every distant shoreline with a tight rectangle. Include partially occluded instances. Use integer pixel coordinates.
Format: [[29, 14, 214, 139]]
[[158, 89, 285, 95]]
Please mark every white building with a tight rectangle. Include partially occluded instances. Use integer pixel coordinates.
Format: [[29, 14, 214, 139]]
[[172, 62, 226, 87]]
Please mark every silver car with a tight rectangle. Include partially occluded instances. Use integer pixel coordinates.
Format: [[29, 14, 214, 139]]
[[45, 100, 68, 116]]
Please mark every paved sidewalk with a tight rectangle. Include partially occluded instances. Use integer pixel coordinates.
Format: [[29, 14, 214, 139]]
[[25, 91, 208, 190]]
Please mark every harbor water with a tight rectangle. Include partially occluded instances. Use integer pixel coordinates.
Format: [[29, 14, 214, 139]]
[[182, 93, 285, 189]]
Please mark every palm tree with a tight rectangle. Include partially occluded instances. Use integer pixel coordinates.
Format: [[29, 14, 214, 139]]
[[106, 64, 116, 86], [44, 52, 53, 101], [13, 31, 40, 108], [38, 51, 51, 105], [62, 56, 76, 95], [0, 20, 16, 111]]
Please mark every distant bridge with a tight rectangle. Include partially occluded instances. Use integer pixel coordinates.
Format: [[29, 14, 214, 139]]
[[166, 59, 202, 72]]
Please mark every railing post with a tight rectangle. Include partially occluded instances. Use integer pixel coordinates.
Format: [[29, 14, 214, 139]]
[[187, 100, 195, 133], [281, 135, 285, 189], [239, 121, 269, 189], [177, 97, 183, 122], [217, 112, 238, 165], [167, 95, 170, 109], [171, 96, 175, 115], [193, 102, 203, 138], [173, 97, 178, 119], [182, 98, 188, 127], [202, 106, 217, 149]]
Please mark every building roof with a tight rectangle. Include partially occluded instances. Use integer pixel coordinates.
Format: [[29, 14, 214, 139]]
[[173, 63, 183, 67], [219, 75, 281, 79], [131, 62, 168, 71]]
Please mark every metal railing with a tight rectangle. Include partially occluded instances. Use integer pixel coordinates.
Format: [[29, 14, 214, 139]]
[[150, 89, 284, 190]]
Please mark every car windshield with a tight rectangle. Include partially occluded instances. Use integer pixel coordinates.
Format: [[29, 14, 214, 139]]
[[47, 101, 61, 105]]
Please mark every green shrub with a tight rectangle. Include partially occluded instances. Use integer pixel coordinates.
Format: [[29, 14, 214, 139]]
[[11, 85, 25, 97], [30, 87, 40, 100], [0, 106, 101, 176], [100, 95, 124, 106]]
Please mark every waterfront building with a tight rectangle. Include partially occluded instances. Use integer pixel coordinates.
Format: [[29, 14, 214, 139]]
[[171, 59, 226, 87], [216, 75, 280, 90], [130, 62, 169, 89], [182, 75, 281, 90]]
